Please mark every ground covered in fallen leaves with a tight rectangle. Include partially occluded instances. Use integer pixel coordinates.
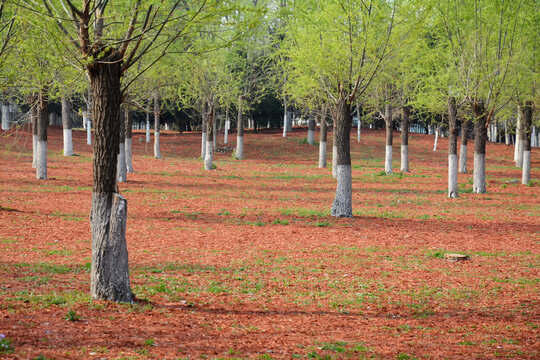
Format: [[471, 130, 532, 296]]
[[0, 124, 538, 359]]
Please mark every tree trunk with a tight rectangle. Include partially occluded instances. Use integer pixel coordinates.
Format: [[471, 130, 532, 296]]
[[224, 105, 230, 144], [331, 97, 352, 218], [319, 109, 327, 168], [36, 92, 48, 180], [505, 119, 510, 145], [85, 112, 92, 145], [154, 92, 161, 159], [521, 102, 532, 184], [1, 101, 10, 130], [385, 104, 393, 174], [472, 102, 487, 194], [62, 96, 74, 156], [88, 52, 132, 303], [125, 109, 133, 173], [282, 96, 288, 137], [332, 120, 337, 178], [401, 105, 410, 172], [235, 96, 244, 159], [448, 98, 458, 198], [117, 106, 126, 183], [356, 103, 361, 142], [213, 111, 217, 149], [145, 102, 150, 143], [205, 103, 214, 170], [459, 119, 470, 173], [307, 117, 315, 145], [515, 106, 523, 166], [201, 104, 207, 159], [433, 125, 439, 151], [32, 101, 37, 168]]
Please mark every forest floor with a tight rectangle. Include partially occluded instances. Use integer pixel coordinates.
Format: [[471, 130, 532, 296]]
[[0, 124, 539, 359]]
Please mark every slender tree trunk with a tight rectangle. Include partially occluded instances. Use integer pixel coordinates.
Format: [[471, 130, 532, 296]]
[[212, 110, 217, 150], [319, 109, 327, 168], [85, 111, 92, 145], [117, 106, 127, 183], [385, 104, 393, 174], [331, 97, 352, 218], [356, 102, 361, 142], [224, 105, 230, 144], [521, 102, 532, 184], [332, 121, 337, 178], [472, 102, 487, 194], [307, 117, 315, 145], [459, 119, 470, 173], [505, 119, 510, 145], [401, 105, 410, 172], [433, 125, 439, 151], [32, 101, 37, 168], [61, 96, 74, 156], [205, 103, 215, 170], [201, 104, 207, 159], [515, 106, 523, 165], [154, 92, 161, 159], [448, 98, 458, 198], [282, 96, 288, 137], [1, 101, 10, 130], [36, 92, 48, 180], [88, 52, 132, 303], [125, 109, 133, 173], [145, 102, 150, 143], [236, 96, 244, 159]]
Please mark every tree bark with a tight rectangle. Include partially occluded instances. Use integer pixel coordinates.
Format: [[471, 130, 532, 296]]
[[308, 117, 315, 145], [36, 91, 48, 180], [235, 96, 244, 159], [448, 97, 458, 198], [1, 101, 10, 130], [331, 97, 352, 218], [515, 106, 523, 166], [88, 51, 132, 303], [224, 105, 230, 144], [319, 108, 327, 168], [401, 105, 410, 172], [201, 103, 207, 159], [125, 109, 133, 173], [472, 102, 487, 194], [521, 101, 532, 184], [459, 119, 470, 173], [62, 96, 74, 156], [205, 103, 214, 170], [433, 125, 439, 151], [154, 92, 161, 159], [31, 100, 37, 168], [282, 96, 288, 137], [332, 120, 337, 178], [145, 101, 150, 143], [385, 104, 393, 174], [356, 103, 361, 142]]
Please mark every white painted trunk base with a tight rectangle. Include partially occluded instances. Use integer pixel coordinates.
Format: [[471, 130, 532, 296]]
[[307, 129, 314, 145], [201, 132, 207, 159], [224, 120, 230, 144], [235, 136, 244, 159], [532, 127, 538, 147], [473, 153, 486, 193], [459, 144, 468, 173], [125, 138, 133, 173], [400, 145, 409, 172], [117, 143, 126, 183], [433, 130, 439, 151], [85, 117, 92, 145], [385, 145, 393, 174], [36, 140, 47, 180], [282, 115, 287, 137], [204, 140, 214, 170], [331, 165, 353, 218], [63, 129, 73, 156], [448, 154, 458, 198], [145, 120, 150, 143], [154, 132, 161, 159], [514, 138, 520, 162], [357, 122, 361, 142], [522, 151, 531, 185], [32, 135, 37, 168], [332, 145, 337, 178], [516, 138, 524, 168], [318, 141, 327, 168], [1, 104, 10, 130]]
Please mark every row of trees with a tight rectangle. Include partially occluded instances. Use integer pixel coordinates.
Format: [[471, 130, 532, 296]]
[[0, 0, 537, 302]]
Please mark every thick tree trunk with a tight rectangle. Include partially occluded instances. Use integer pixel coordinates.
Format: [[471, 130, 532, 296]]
[[385, 104, 393, 174], [448, 98, 458, 198], [459, 119, 470, 173], [521, 102, 532, 184], [32, 102, 37, 168], [401, 105, 410, 172], [1, 101, 10, 130], [62, 96, 74, 156], [472, 102, 487, 194], [117, 106, 126, 183], [205, 103, 214, 170], [36, 92, 48, 180], [224, 105, 230, 144], [319, 110, 327, 168], [88, 52, 132, 303], [331, 98, 352, 218], [236, 97, 244, 159], [307, 117, 315, 145], [125, 109, 133, 173], [154, 92, 161, 159]]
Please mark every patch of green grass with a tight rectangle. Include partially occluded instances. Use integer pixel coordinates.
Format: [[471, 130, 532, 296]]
[[65, 309, 81, 322], [314, 221, 331, 227], [279, 208, 329, 218], [0, 334, 14, 354], [10, 290, 91, 308], [271, 219, 289, 225]]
